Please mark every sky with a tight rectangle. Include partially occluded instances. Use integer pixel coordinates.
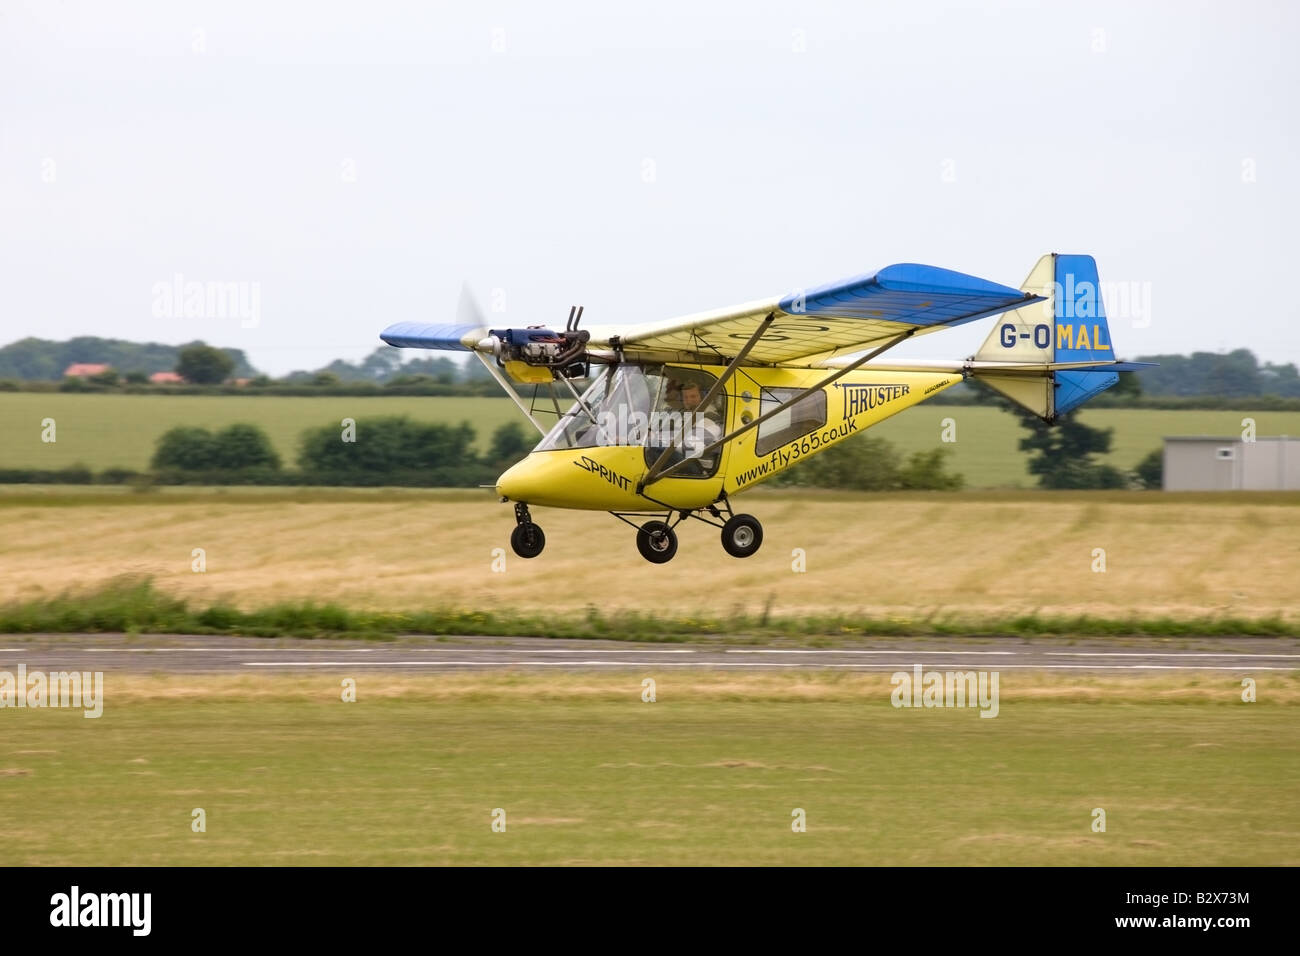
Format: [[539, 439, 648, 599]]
[[2, 0, 1297, 375]]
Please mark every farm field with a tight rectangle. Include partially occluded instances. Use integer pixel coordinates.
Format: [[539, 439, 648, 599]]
[[3, 392, 1298, 487], [0, 393, 521, 469], [2, 487, 1298, 625], [3, 671, 1296, 866]]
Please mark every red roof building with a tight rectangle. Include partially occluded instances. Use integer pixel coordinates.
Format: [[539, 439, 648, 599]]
[[64, 363, 110, 378]]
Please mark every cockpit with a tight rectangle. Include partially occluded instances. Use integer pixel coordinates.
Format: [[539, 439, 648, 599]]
[[534, 364, 726, 477]]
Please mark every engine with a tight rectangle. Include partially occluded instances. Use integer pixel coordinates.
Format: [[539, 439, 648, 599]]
[[485, 326, 589, 383]]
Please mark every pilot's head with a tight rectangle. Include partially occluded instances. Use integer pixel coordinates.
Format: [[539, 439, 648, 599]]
[[666, 375, 707, 412], [678, 381, 703, 410]]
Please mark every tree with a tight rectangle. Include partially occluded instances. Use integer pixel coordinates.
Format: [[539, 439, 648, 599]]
[[1133, 448, 1163, 489], [983, 383, 1127, 489], [1112, 371, 1142, 401], [1019, 414, 1126, 488], [773, 435, 964, 491], [212, 423, 280, 469], [0, 336, 257, 381], [176, 344, 235, 384], [898, 447, 965, 490], [786, 436, 901, 490], [152, 426, 220, 471], [401, 356, 459, 385], [151, 424, 280, 471], [486, 422, 534, 470], [296, 416, 491, 485]]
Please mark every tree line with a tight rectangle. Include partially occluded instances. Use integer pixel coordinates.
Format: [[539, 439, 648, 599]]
[[0, 416, 972, 491], [0, 338, 497, 392], [6, 337, 1300, 401]]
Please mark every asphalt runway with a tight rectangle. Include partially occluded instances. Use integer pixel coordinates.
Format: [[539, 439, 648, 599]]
[[1, 633, 1298, 673]]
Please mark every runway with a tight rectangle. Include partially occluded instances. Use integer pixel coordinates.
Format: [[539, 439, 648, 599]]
[[2, 633, 1298, 673]]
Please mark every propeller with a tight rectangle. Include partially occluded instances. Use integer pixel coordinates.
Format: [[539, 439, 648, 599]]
[[457, 282, 488, 329]]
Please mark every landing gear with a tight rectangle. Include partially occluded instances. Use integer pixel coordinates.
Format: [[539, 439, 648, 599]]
[[510, 523, 545, 558], [720, 513, 763, 558], [636, 520, 678, 564], [510, 502, 545, 558]]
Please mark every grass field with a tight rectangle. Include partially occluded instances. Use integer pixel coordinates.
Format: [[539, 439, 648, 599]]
[[3, 672, 1296, 865], [4, 392, 1299, 487], [2, 488, 1298, 628], [0, 393, 522, 468]]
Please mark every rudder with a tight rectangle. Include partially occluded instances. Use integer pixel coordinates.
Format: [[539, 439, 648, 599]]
[[971, 253, 1120, 421]]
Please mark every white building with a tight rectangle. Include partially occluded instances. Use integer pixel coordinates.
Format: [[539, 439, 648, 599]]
[[1163, 436, 1300, 491]]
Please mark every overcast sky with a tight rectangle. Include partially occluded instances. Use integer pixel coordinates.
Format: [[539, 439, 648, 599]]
[[2, 0, 1297, 375]]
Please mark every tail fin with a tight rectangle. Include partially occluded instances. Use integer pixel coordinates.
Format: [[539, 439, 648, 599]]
[[971, 253, 1121, 422]]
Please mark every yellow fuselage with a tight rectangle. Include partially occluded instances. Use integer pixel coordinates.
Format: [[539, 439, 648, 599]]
[[496, 365, 961, 512]]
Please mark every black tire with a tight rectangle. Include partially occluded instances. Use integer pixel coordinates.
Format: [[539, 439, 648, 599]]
[[510, 522, 545, 559], [636, 520, 678, 564], [721, 514, 763, 558]]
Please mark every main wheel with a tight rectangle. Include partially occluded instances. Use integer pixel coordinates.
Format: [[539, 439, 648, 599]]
[[510, 522, 546, 558], [636, 520, 678, 564], [721, 514, 763, 558]]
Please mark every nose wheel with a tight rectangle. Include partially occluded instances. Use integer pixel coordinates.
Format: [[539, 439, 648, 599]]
[[509, 503, 545, 558], [636, 520, 678, 564]]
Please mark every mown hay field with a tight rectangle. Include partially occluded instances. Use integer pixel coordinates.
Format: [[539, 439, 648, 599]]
[[3, 488, 1298, 624]]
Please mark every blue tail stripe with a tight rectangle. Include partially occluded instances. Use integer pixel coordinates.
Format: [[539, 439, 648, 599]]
[[1052, 254, 1119, 415]]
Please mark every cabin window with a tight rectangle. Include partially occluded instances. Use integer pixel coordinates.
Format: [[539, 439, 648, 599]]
[[754, 388, 826, 457], [640, 367, 726, 479]]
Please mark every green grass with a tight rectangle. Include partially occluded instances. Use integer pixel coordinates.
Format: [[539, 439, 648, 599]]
[[2, 576, 1294, 640], [3, 673, 1296, 865], [4, 393, 1300, 487], [0, 393, 523, 470]]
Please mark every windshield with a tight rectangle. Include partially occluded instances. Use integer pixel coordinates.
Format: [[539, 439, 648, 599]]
[[535, 365, 725, 472], [535, 365, 665, 451]]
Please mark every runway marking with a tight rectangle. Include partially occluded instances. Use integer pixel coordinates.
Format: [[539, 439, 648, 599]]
[[1046, 651, 1300, 658], [241, 661, 1300, 671], [242, 661, 778, 667], [7, 646, 698, 654], [35, 647, 377, 653], [725, 649, 1017, 655], [420, 648, 697, 654]]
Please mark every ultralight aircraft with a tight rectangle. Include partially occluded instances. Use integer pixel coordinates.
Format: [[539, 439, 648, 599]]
[[381, 253, 1149, 563]]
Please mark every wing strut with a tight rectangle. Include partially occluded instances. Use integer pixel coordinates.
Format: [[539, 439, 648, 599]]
[[641, 312, 776, 487], [643, 329, 916, 486], [474, 353, 547, 435]]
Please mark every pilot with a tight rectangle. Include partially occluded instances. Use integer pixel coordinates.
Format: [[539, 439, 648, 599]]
[[665, 377, 723, 464]]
